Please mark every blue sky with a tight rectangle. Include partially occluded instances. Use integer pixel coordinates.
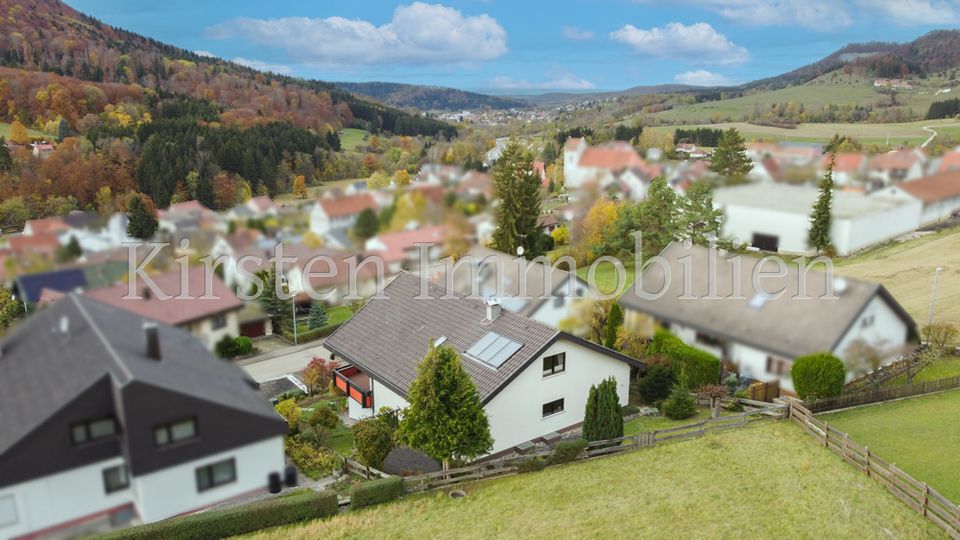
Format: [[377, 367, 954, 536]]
[[71, 0, 960, 93]]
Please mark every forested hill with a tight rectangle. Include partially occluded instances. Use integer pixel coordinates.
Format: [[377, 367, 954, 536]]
[[0, 0, 454, 138], [334, 81, 528, 111]]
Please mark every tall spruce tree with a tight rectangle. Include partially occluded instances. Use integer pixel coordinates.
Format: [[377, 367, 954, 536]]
[[709, 128, 752, 180], [126, 195, 158, 239], [808, 155, 835, 253], [604, 303, 623, 349], [582, 377, 623, 442], [490, 140, 543, 258], [682, 181, 725, 246], [0, 137, 12, 171], [398, 344, 492, 469], [308, 303, 328, 330]]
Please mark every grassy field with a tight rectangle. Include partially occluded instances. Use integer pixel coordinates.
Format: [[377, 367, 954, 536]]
[[575, 260, 636, 296], [295, 305, 353, 333], [822, 389, 960, 501], [339, 128, 370, 152], [249, 422, 939, 539], [887, 356, 960, 386], [0, 122, 50, 140], [649, 118, 960, 146], [623, 408, 735, 435], [833, 227, 960, 328]]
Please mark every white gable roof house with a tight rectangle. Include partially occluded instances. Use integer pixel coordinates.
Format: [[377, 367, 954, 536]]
[[324, 273, 644, 456], [618, 244, 917, 395]]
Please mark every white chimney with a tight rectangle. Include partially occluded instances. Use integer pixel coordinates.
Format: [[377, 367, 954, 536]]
[[486, 299, 501, 321]]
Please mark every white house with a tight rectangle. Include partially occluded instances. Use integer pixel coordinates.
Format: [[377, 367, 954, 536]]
[[618, 243, 917, 394], [713, 183, 922, 255], [438, 246, 596, 329], [309, 193, 379, 237], [563, 138, 661, 192], [866, 149, 926, 188], [0, 295, 287, 539], [819, 153, 867, 187], [897, 171, 960, 225], [325, 273, 643, 455]]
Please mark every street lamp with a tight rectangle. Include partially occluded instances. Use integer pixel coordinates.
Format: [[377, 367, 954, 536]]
[[281, 276, 298, 345], [927, 266, 944, 331]]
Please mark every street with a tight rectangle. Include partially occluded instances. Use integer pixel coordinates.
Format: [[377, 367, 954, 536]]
[[240, 338, 334, 382]]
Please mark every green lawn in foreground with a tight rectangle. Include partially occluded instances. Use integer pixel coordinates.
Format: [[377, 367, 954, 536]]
[[822, 389, 960, 501], [248, 422, 939, 539], [575, 260, 636, 296]]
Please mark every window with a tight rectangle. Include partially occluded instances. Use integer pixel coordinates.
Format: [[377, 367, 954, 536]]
[[861, 314, 876, 328], [695, 332, 723, 347], [70, 417, 117, 445], [196, 458, 236, 492], [154, 418, 197, 447], [103, 465, 129, 494], [211, 314, 227, 330], [766, 356, 791, 377], [542, 398, 565, 418], [553, 295, 564, 308], [542, 353, 566, 377], [0, 494, 17, 527]]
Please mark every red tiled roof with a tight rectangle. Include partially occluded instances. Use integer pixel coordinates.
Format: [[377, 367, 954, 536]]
[[9, 234, 60, 255], [84, 266, 243, 326], [319, 193, 378, 218], [899, 171, 960, 203], [821, 152, 866, 173], [248, 196, 276, 212], [577, 144, 647, 171], [564, 137, 586, 151], [869, 150, 923, 171], [367, 225, 448, 263], [457, 171, 494, 199], [939, 151, 960, 173], [24, 216, 68, 236]]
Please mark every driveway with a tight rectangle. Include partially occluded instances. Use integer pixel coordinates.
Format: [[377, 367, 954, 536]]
[[241, 339, 335, 382]]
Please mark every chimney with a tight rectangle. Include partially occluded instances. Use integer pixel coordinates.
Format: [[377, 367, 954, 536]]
[[144, 321, 161, 360], [485, 299, 501, 322]]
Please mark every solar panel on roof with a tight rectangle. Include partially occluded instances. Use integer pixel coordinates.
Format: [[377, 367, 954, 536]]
[[466, 331, 522, 369]]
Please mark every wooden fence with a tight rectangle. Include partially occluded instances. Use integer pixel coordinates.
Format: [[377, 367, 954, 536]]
[[400, 402, 786, 493], [342, 456, 391, 480], [789, 401, 960, 539], [804, 374, 960, 413], [843, 351, 925, 392]]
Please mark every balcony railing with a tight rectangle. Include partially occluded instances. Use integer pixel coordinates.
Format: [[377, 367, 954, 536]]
[[334, 365, 373, 408]]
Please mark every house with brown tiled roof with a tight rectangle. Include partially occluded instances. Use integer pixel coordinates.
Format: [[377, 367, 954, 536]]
[[819, 152, 867, 186], [325, 272, 642, 454], [84, 266, 244, 350], [867, 149, 926, 187], [897, 171, 960, 224], [456, 171, 494, 201], [309, 192, 380, 237], [364, 225, 450, 274], [563, 137, 657, 191], [8, 233, 61, 259]]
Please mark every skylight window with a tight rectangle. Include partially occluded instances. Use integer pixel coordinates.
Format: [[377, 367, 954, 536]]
[[466, 331, 522, 369]]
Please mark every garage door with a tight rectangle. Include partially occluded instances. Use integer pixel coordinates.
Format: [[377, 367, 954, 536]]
[[239, 320, 267, 338], [751, 233, 779, 252]]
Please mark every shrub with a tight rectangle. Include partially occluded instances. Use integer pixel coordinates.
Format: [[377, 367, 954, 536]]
[[791, 352, 845, 400], [638, 363, 673, 404], [546, 439, 588, 466], [99, 488, 338, 539], [516, 457, 546, 473], [647, 330, 720, 388], [582, 377, 623, 442], [234, 336, 254, 356], [275, 399, 302, 431], [215, 335, 238, 359], [308, 405, 340, 430], [352, 417, 395, 469], [662, 386, 697, 420], [350, 477, 405, 509], [621, 404, 640, 416], [285, 437, 341, 479]]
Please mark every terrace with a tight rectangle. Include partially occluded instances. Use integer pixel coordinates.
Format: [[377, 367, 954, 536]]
[[333, 365, 373, 409]]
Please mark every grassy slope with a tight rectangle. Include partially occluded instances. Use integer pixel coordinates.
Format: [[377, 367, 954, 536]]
[[833, 227, 960, 328], [574, 261, 636, 296], [822, 389, 960, 501], [339, 128, 370, 152], [0, 122, 51, 140], [249, 422, 940, 539]]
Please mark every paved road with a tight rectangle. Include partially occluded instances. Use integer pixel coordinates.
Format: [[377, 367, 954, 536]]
[[921, 123, 960, 148], [241, 339, 334, 382]]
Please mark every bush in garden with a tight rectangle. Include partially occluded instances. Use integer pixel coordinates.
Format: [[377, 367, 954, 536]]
[[516, 457, 546, 473], [350, 477, 405, 509], [215, 335, 238, 358], [646, 330, 720, 388], [638, 363, 673, 404], [99, 488, 338, 539], [285, 437, 341, 479], [275, 399, 301, 432], [233, 336, 254, 356], [791, 352, 845, 400], [662, 386, 697, 420], [309, 405, 340, 430], [582, 377, 623, 442], [302, 357, 336, 394], [546, 439, 588, 466], [352, 417, 395, 469]]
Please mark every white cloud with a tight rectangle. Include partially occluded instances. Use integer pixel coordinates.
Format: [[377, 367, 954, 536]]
[[610, 22, 749, 65], [859, 0, 959, 25], [562, 26, 594, 41], [667, 0, 849, 30], [193, 50, 217, 58], [231, 57, 293, 75], [492, 71, 596, 90], [674, 70, 737, 86], [206, 2, 507, 66]]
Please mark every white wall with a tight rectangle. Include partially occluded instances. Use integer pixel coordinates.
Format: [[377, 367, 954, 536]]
[[133, 436, 284, 523], [838, 198, 922, 255], [832, 294, 910, 380], [371, 380, 409, 413], [483, 339, 631, 454], [184, 311, 240, 350], [529, 277, 592, 329], [920, 195, 960, 224], [0, 456, 132, 540]]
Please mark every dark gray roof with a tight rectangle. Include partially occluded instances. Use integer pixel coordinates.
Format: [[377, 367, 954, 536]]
[[382, 446, 441, 475], [0, 294, 279, 455], [618, 243, 917, 358]]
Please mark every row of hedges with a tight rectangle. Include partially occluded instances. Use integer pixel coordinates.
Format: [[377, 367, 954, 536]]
[[350, 477, 405, 509], [646, 330, 721, 388], [101, 488, 338, 540], [281, 322, 345, 344]]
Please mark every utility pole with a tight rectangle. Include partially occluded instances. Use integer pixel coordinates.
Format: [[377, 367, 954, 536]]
[[927, 266, 943, 331]]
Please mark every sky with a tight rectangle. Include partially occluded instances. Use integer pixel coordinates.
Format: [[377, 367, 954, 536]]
[[70, 0, 960, 93]]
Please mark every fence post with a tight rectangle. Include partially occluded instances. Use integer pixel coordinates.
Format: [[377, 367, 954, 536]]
[[842, 434, 848, 460], [865, 447, 871, 477], [823, 422, 829, 448], [923, 483, 929, 517]]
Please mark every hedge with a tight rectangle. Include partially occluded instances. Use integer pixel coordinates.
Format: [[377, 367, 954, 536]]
[[647, 330, 721, 388], [791, 352, 845, 400], [350, 477, 406, 510], [282, 322, 345, 344], [546, 439, 588, 466], [99, 488, 338, 539]]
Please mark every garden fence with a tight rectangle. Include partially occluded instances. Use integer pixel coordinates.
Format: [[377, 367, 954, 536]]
[[788, 400, 960, 539], [400, 402, 786, 493], [843, 351, 924, 392], [342, 456, 391, 480], [804, 374, 960, 413]]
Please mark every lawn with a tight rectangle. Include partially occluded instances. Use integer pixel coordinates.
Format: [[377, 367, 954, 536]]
[[821, 389, 960, 501], [295, 305, 353, 333], [833, 227, 960, 328], [623, 408, 736, 435], [339, 128, 370, 152], [0, 122, 50, 140], [248, 422, 939, 539], [886, 356, 960, 386], [575, 260, 636, 296]]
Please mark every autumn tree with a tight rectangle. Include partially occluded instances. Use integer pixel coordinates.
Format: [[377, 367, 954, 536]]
[[397, 344, 492, 469], [394, 169, 411, 186], [490, 140, 543, 258], [368, 170, 390, 189], [292, 174, 308, 198], [126, 194, 158, 239], [9, 120, 30, 145], [0, 287, 23, 333], [572, 198, 619, 265], [808, 155, 834, 253], [709, 128, 752, 180], [302, 356, 336, 394]]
